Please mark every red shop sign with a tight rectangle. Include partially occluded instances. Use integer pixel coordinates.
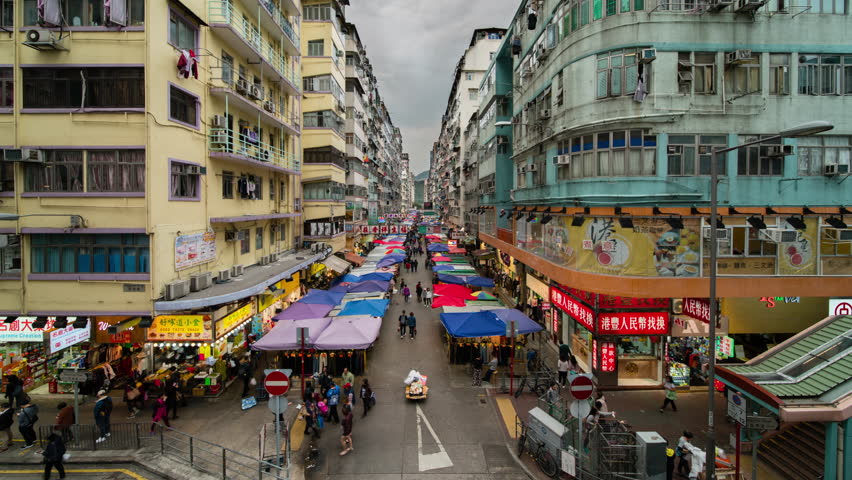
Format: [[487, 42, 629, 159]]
[[682, 298, 711, 324], [598, 295, 670, 309], [600, 342, 616, 372], [598, 312, 669, 335], [550, 287, 595, 332]]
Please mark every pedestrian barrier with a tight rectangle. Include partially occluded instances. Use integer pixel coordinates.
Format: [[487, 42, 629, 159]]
[[38, 423, 143, 451]]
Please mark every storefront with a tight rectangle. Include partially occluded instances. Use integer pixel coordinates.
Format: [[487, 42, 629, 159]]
[[665, 298, 733, 388], [256, 274, 302, 336]]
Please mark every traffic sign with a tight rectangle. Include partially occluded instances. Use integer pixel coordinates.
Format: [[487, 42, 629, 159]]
[[728, 391, 747, 426], [59, 370, 89, 383], [569, 375, 594, 400], [296, 327, 309, 344], [569, 400, 591, 419], [268, 395, 288, 415], [746, 415, 778, 431], [264, 370, 290, 396]]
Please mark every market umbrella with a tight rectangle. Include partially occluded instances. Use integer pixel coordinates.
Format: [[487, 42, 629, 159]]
[[299, 289, 346, 305], [251, 317, 332, 350], [431, 265, 455, 271], [491, 309, 544, 334], [359, 272, 394, 282], [431, 295, 467, 308], [448, 247, 467, 254], [437, 273, 466, 285], [340, 274, 362, 283], [273, 302, 334, 321], [470, 291, 497, 300], [385, 248, 406, 254], [313, 316, 382, 350], [439, 311, 504, 337], [328, 284, 351, 293], [464, 276, 496, 288], [427, 244, 450, 252], [337, 299, 390, 317], [425, 235, 443, 240], [432, 255, 452, 262], [376, 255, 405, 268], [346, 280, 390, 293], [433, 283, 473, 298]]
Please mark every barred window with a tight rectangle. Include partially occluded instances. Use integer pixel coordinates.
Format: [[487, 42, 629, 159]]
[[86, 150, 145, 192], [22, 67, 144, 109], [31, 233, 150, 273]]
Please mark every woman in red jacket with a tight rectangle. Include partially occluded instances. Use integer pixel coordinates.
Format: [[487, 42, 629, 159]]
[[150, 395, 170, 433]]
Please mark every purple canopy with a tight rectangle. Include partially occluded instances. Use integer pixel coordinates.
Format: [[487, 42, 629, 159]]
[[376, 256, 403, 268], [273, 302, 333, 321], [251, 317, 332, 350], [313, 316, 382, 350]]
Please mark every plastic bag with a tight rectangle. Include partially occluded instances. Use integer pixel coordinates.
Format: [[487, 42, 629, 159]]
[[249, 377, 257, 387], [404, 370, 421, 385], [62, 453, 71, 461]]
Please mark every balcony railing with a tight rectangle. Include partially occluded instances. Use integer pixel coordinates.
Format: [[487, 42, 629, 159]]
[[208, 0, 300, 88], [259, 0, 299, 48], [209, 128, 300, 172]]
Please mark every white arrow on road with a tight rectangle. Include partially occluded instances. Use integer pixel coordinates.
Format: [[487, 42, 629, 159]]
[[416, 404, 453, 472]]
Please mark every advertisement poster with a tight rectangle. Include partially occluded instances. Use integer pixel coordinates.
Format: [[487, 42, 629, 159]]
[[0, 317, 54, 342], [148, 315, 212, 341], [542, 217, 575, 266], [49, 321, 91, 354], [175, 229, 217, 271], [778, 217, 817, 275], [215, 302, 255, 339]]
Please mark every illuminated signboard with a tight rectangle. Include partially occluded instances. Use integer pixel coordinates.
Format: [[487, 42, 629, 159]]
[[550, 287, 595, 332], [598, 312, 669, 335]]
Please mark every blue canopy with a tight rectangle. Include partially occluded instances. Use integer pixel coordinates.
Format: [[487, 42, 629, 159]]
[[333, 280, 390, 294], [427, 244, 449, 252], [298, 289, 345, 306], [491, 309, 544, 334], [439, 309, 543, 338], [328, 284, 351, 293], [376, 255, 405, 268], [341, 274, 363, 283], [337, 299, 390, 317], [464, 276, 496, 288], [437, 273, 466, 285], [359, 272, 394, 282], [431, 265, 454, 271]]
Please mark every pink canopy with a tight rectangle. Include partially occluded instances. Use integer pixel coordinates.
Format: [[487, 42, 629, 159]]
[[448, 247, 467, 254], [312, 316, 382, 350], [432, 255, 452, 262], [431, 296, 467, 308], [433, 283, 473, 298], [251, 317, 332, 350]]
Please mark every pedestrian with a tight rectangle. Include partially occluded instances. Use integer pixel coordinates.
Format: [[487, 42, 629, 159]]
[[317, 366, 332, 396], [326, 382, 341, 424], [54, 402, 75, 444], [150, 394, 170, 432], [398, 310, 407, 339], [483, 354, 498, 383], [403, 285, 411, 303], [424, 288, 432, 306], [595, 391, 610, 415], [42, 432, 67, 480], [677, 431, 694, 476], [239, 357, 254, 398], [412, 258, 418, 272], [471, 354, 483, 386], [557, 357, 571, 386], [124, 383, 143, 418], [301, 401, 321, 438], [339, 404, 354, 456], [303, 381, 315, 404], [343, 383, 355, 407], [415, 282, 423, 303], [165, 377, 179, 420], [17, 399, 38, 449], [545, 382, 560, 405], [94, 390, 112, 443], [686, 444, 706, 480], [0, 402, 13, 451], [4, 375, 23, 409], [407, 312, 417, 339], [359, 379, 372, 417], [341, 368, 355, 389], [660, 375, 678, 413]]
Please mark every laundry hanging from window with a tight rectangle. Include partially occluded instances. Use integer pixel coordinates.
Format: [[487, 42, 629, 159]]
[[177, 50, 198, 79], [633, 63, 648, 103]]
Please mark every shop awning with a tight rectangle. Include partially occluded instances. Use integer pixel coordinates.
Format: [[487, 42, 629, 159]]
[[344, 252, 366, 266], [336, 299, 390, 317], [427, 244, 450, 252], [439, 309, 543, 338], [274, 303, 334, 321], [437, 273, 466, 285], [330, 280, 390, 294], [433, 284, 473, 298], [252, 317, 332, 350], [465, 276, 495, 288], [313, 315, 382, 350], [310, 263, 326, 276], [322, 255, 351, 274], [299, 289, 346, 306]]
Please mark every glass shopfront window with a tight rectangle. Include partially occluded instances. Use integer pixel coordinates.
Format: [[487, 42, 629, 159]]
[[615, 336, 662, 386]]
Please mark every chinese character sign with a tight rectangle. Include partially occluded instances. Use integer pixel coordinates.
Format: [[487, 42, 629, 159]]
[[598, 312, 669, 335], [682, 298, 711, 323], [592, 340, 598, 370], [550, 287, 595, 332], [0, 317, 54, 342], [600, 342, 616, 372], [716, 336, 735, 359], [148, 315, 212, 341], [49, 320, 91, 353]]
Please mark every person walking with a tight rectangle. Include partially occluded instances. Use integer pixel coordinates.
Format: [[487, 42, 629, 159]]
[[150, 394, 170, 433], [4, 375, 23, 410], [54, 402, 75, 444], [301, 401, 321, 439], [424, 288, 432, 306], [483, 354, 498, 383], [341, 368, 355, 389], [18, 400, 38, 449], [557, 357, 571, 386], [359, 379, 372, 417], [660, 375, 678, 413], [326, 382, 341, 424], [303, 381, 315, 404], [339, 404, 354, 456], [676, 431, 694, 476], [407, 312, 417, 339], [94, 390, 112, 443], [317, 366, 332, 397], [124, 383, 143, 418], [398, 310, 407, 339], [415, 282, 423, 303], [402, 285, 411, 303], [42, 433, 66, 480], [0, 402, 13, 452], [239, 357, 254, 398], [412, 258, 418, 272], [471, 354, 483, 386]]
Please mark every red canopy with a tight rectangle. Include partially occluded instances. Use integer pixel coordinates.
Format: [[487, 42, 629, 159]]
[[431, 296, 467, 308], [448, 247, 466, 254], [433, 283, 473, 298], [425, 235, 443, 240], [432, 255, 452, 262]]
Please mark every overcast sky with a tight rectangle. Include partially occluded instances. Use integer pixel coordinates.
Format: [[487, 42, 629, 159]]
[[345, 0, 520, 176]]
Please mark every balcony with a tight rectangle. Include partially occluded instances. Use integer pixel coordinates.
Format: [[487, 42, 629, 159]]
[[208, 0, 300, 94], [231, 0, 300, 55], [209, 128, 300, 174], [208, 76, 300, 136]]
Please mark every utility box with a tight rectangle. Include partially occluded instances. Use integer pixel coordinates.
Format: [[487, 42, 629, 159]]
[[527, 407, 570, 460], [635, 431, 667, 480]]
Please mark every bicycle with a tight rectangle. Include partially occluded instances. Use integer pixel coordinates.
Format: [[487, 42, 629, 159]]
[[514, 365, 555, 398], [517, 422, 558, 478]]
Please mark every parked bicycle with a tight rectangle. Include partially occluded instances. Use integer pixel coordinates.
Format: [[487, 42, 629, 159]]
[[514, 365, 555, 398], [517, 421, 558, 478]]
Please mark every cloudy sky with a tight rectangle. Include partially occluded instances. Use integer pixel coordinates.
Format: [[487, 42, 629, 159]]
[[346, 0, 520, 176]]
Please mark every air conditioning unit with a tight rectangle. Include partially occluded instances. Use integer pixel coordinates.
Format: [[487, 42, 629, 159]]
[[258, 255, 271, 266], [527, 164, 538, 172], [540, 109, 551, 119], [249, 85, 263, 100], [557, 155, 571, 165], [640, 48, 657, 63], [231, 264, 245, 277], [269, 252, 279, 262], [24, 29, 64, 49], [518, 166, 526, 174], [190, 272, 213, 292], [707, 0, 734, 10], [225, 230, 246, 242], [767, 145, 794, 157], [702, 227, 729, 240], [4, 148, 45, 163], [824, 228, 852, 241], [537, 44, 550, 59], [734, 0, 767, 12], [824, 163, 850, 176], [759, 228, 798, 243], [236, 79, 250, 94], [726, 50, 752, 64], [212, 115, 226, 128], [2, 149, 22, 162], [185, 165, 205, 175], [263, 100, 276, 113], [216, 269, 232, 283], [164, 279, 191, 301]]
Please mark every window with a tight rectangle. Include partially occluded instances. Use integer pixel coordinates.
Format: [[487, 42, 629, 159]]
[[694, 53, 716, 94], [667, 135, 727, 176], [1, 0, 12, 27], [561, 130, 657, 179], [303, 110, 343, 134], [30, 233, 150, 273], [303, 181, 344, 201], [239, 230, 250, 254], [269, 178, 275, 200], [466, 73, 473, 81], [820, 224, 852, 257], [737, 135, 783, 176], [255, 227, 263, 250], [280, 222, 288, 242], [22, 67, 144, 109], [516, 162, 527, 189], [304, 3, 332, 20], [237, 174, 263, 200], [170, 161, 200, 200], [0, 68, 12, 108], [303, 74, 343, 101], [799, 54, 852, 96], [0, 234, 21, 274], [307, 40, 325, 56], [704, 224, 777, 257], [22, 0, 144, 26], [769, 54, 790, 95], [222, 171, 234, 198], [280, 181, 287, 201], [0, 163, 13, 193], [169, 9, 197, 50], [86, 150, 145, 192], [221, 52, 234, 85], [596, 49, 640, 99], [532, 157, 546, 186], [724, 56, 760, 96], [25, 151, 84, 192], [796, 0, 845, 13], [797, 136, 851, 176], [169, 84, 198, 128], [468, 88, 478, 100]]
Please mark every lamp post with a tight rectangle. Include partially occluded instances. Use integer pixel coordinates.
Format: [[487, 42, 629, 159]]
[[705, 120, 832, 480]]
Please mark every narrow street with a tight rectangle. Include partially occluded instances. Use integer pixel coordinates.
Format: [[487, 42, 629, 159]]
[[305, 252, 528, 479]]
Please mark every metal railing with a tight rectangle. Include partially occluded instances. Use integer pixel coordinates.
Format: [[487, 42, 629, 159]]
[[209, 128, 301, 171], [259, 0, 299, 48], [38, 423, 143, 451]]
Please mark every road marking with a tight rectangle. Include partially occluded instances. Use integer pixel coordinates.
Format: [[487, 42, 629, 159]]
[[415, 404, 453, 472], [0, 469, 149, 479], [495, 396, 518, 439]]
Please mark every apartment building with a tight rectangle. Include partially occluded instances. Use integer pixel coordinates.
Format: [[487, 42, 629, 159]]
[[0, 0, 314, 328]]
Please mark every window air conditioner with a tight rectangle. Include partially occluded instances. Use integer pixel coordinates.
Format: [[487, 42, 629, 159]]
[[824, 163, 850, 176], [211, 115, 226, 128], [759, 228, 798, 243], [216, 269, 232, 283], [225, 230, 246, 242], [707, 0, 734, 10], [263, 100, 276, 113], [672, 298, 684, 314], [527, 164, 538, 172], [190, 272, 213, 292], [164, 280, 191, 301], [236, 79, 250, 94], [249, 85, 263, 100], [24, 29, 64, 49], [767, 145, 794, 157], [734, 0, 767, 12], [540, 109, 551, 119], [259, 255, 271, 266], [640, 48, 657, 63], [231, 264, 245, 277], [702, 227, 729, 240], [557, 155, 571, 165], [2, 149, 22, 162], [185, 165, 204, 175], [726, 50, 752, 64], [538, 44, 550, 59], [824, 228, 852, 241]]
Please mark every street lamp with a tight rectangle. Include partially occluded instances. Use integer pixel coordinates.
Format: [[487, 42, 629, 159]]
[[705, 120, 833, 480], [0, 213, 86, 228]]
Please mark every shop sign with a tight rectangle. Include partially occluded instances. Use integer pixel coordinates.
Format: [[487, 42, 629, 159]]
[[598, 312, 669, 335], [716, 336, 735, 359], [592, 340, 598, 370], [671, 315, 729, 337], [175, 229, 216, 271], [49, 320, 91, 353], [599, 295, 670, 309], [550, 287, 595, 332], [0, 317, 54, 342], [600, 342, 616, 372], [829, 299, 852, 316], [148, 315, 212, 342], [682, 298, 711, 323], [216, 302, 255, 339], [558, 285, 597, 305], [759, 297, 801, 308]]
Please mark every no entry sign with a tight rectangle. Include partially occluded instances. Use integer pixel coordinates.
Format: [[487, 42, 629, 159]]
[[569, 375, 594, 400], [264, 370, 290, 396]]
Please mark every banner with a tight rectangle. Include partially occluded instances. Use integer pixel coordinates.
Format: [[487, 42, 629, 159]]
[[215, 302, 255, 339], [148, 315, 212, 341], [175, 229, 216, 271], [49, 321, 91, 353], [597, 312, 669, 335], [550, 287, 595, 332], [777, 217, 817, 275], [0, 317, 53, 342]]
